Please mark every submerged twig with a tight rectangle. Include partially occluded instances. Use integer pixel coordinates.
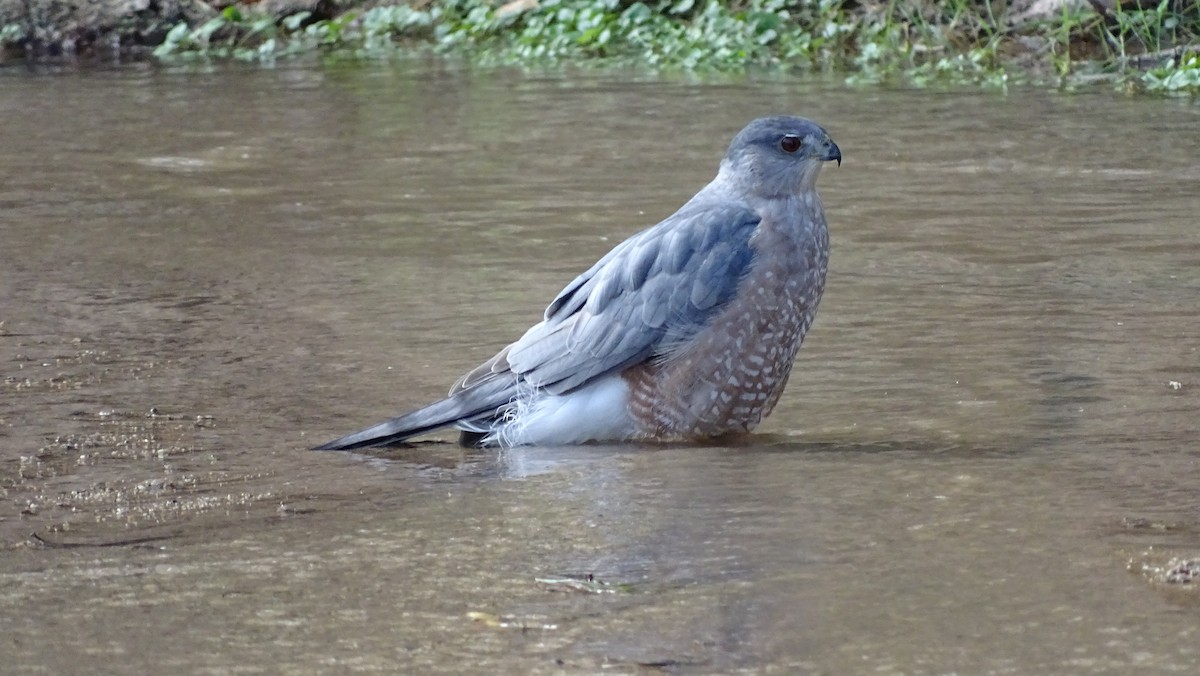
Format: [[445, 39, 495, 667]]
[[29, 531, 176, 549]]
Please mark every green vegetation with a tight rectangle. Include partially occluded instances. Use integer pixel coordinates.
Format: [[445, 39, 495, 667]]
[[80, 1, 1200, 94]]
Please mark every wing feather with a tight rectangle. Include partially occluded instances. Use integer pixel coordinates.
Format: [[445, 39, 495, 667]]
[[502, 200, 761, 395]]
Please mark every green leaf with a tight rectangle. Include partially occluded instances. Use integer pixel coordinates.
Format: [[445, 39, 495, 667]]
[[670, 0, 695, 14], [152, 21, 190, 56], [283, 11, 312, 31], [193, 17, 226, 44]]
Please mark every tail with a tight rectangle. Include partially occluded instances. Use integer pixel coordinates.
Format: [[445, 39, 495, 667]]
[[313, 377, 517, 451]]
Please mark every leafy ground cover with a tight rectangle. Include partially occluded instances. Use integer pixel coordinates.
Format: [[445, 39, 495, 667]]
[[3, 1, 1198, 94]]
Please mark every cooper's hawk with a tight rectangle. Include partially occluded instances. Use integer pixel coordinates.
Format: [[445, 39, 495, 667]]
[[316, 116, 841, 449]]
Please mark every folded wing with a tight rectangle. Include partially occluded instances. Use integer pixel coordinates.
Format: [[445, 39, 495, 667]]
[[456, 199, 762, 397]]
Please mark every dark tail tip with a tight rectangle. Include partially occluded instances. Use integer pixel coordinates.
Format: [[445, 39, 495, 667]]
[[311, 435, 393, 452]]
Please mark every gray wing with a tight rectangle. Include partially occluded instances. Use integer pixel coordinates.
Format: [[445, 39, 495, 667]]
[[454, 200, 761, 397]]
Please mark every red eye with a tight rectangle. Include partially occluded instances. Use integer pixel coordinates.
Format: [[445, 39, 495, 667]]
[[780, 135, 803, 153]]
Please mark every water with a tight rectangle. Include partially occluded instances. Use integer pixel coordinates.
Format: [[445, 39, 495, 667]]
[[1, 60, 1198, 673]]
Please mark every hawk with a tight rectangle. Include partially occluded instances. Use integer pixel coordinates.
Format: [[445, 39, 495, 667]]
[[316, 116, 841, 449]]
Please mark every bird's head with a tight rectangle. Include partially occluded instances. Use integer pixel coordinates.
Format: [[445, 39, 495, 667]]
[[719, 116, 841, 199]]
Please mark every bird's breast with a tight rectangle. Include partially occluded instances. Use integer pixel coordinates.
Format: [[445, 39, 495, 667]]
[[624, 201, 830, 440]]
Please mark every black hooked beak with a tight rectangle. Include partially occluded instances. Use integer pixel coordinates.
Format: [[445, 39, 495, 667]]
[[823, 140, 842, 167]]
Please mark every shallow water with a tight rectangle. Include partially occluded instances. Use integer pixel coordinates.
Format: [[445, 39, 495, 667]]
[[1, 60, 1198, 673]]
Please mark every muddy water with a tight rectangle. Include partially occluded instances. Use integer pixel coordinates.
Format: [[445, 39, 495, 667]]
[[1, 61, 1198, 673]]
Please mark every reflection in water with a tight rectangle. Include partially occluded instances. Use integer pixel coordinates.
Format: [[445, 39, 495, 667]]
[[0, 63, 1198, 672]]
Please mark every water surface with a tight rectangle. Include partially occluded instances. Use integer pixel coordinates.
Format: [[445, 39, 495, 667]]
[[1, 61, 1198, 673]]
